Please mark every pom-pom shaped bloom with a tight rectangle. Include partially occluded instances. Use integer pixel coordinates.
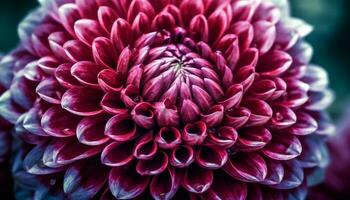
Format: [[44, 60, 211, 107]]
[[0, 0, 334, 199]]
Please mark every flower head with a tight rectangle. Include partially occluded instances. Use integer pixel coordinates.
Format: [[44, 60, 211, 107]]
[[0, 0, 334, 199]]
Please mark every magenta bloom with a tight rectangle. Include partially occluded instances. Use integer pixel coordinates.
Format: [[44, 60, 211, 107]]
[[0, 0, 334, 199]]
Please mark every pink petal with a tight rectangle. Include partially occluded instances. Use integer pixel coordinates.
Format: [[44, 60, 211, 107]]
[[182, 121, 207, 146], [195, 146, 228, 169], [105, 113, 137, 141], [136, 151, 168, 175], [55, 63, 81, 89], [155, 127, 182, 150], [98, 69, 123, 93], [201, 105, 224, 128], [224, 107, 251, 128], [243, 99, 273, 127], [100, 92, 128, 115], [111, 18, 132, 52], [133, 131, 158, 160], [92, 37, 118, 68], [63, 39, 92, 62], [41, 106, 81, 137], [109, 165, 150, 199], [262, 133, 302, 160], [154, 100, 180, 127], [257, 50, 292, 77], [74, 19, 107, 46], [98, 6, 118, 33], [61, 87, 104, 116], [71, 61, 105, 88], [253, 20, 276, 54], [236, 127, 272, 151], [76, 114, 110, 146], [182, 164, 213, 194], [36, 78, 64, 104], [150, 166, 181, 200], [170, 145, 194, 168], [101, 141, 134, 167], [220, 84, 243, 110], [223, 153, 267, 182], [131, 102, 155, 129], [287, 111, 318, 135]]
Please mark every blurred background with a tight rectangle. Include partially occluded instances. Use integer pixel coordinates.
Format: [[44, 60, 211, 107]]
[[0, 0, 349, 120]]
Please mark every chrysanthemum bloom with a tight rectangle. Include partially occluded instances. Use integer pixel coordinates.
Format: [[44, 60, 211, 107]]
[[0, 0, 334, 199], [308, 109, 350, 200]]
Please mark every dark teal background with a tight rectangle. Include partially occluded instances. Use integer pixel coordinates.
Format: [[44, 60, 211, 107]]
[[0, 0, 349, 119]]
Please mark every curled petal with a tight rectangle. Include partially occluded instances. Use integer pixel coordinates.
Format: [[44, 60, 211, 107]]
[[22, 104, 49, 137], [195, 146, 228, 169], [189, 15, 209, 42], [305, 90, 334, 111], [101, 141, 134, 167], [74, 19, 107, 46], [181, 99, 201, 123], [153, 11, 176, 31], [182, 164, 213, 194], [182, 121, 207, 145], [231, 21, 254, 51], [105, 113, 137, 141], [76, 114, 110, 146], [58, 3, 81, 36], [120, 85, 142, 109], [206, 126, 238, 148], [236, 127, 272, 151], [61, 87, 104, 116], [111, 18, 132, 52], [201, 105, 224, 128], [220, 84, 243, 110], [134, 132, 157, 160], [253, 20, 276, 54], [297, 134, 328, 168], [191, 85, 213, 111], [132, 12, 150, 37], [301, 65, 329, 92], [257, 50, 292, 76], [203, 172, 247, 200], [150, 166, 181, 200], [262, 133, 302, 160], [98, 6, 118, 33], [223, 153, 267, 182], [131, 102, 155, 129], [261, 159, 284, 186], [208, 8, 228, 43], [136, 151, 168, 175], [269, 105, 297, 129], [224, 107, 251, 128], [64, 39, 92, 62], [43, 139, 103, 167], [270, 160, 304, 189], [41, 106, 81, 137], [23, 143, 65, 175], [109, 165, 150, 199], [98, 69, 123, 92], [249, 79, 277, 100], [243, 99, 273, 127], [154, 100, 180, 127], [36, 78, 64, 104], [234, 65, 255, 91], [92, 37, 118, 68], [155, 127, 182, 150], [71, 61, 105, 88], [180, 0, 204, 25], [63, 161, 108, 199], [170, 145, 194, 168], [101, 92, 128, 115], [128, 0, 155, 22], [37, 56, 60, 75], [55, 63, 81, 89], [287, 111, 318, 135]]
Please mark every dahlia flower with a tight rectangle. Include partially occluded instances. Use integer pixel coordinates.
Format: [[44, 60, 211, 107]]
[[0, 0, 334, 199]]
